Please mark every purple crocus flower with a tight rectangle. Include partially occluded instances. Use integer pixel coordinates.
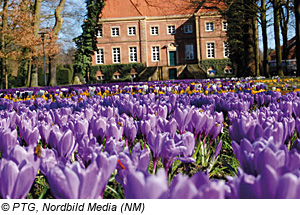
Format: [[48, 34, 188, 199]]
[[47, 162, 103, 199], [77, 136, 102, 167], [227, 165, 300, 199], [38, 122, 51, 146], [190, 111, 207, 139], [0, 158, 37, 199], [173, 107, 193, 134], [0, 128, 19, 157], [170, 171, 227, 199], [116, 143, 149, 186], [124, 122, 137, 146], [124, 169, 169, 199], [104, 137, 125, 156], [8, 145, 41, 174], [73, 119, 89, 140], [174, 132, 195, 161], [140, 120, 151, 141], [19, 121, 40, 146], [160, 138, 188, 173], [84, 107, 94, 122], [147, 131, 168, 172], [164, 118, 177, 139], [49, 128, 77, 159], [106, 123, 123, 142], [93, 152, 117, 197], [90, 117, 107, 143], [40, 148, 59, 175]]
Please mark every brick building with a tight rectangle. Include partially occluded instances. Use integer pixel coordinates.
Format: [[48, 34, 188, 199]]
[[92, 0, 229, 80]]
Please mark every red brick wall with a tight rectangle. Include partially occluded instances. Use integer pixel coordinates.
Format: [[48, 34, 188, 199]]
[[92, 14, 228, 67]]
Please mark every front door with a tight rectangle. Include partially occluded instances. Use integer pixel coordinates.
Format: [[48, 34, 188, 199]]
[[169, 69, 177, 80], [169, 51, 176, 66]]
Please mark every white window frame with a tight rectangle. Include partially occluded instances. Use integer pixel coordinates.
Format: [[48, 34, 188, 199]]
[[167, 25, 176, 35], [222, 21, 228, 31], [206, 42, 215, 58], [96, 48, 104, 64], [205, 22, 214, 32], [185, 44, 194, 60], [128, 26, 136, 36], [184, 24, 193, 33], [129, 47, 137, 62], [96, 28, 103, 38], [223, 42, 230, 58], [112, 47, 121, 63], [151, 46, 160, 62], [150, 26, 159, 35], [111, 27, 120, 37]]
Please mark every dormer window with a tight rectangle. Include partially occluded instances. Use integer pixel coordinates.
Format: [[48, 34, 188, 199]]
[[224, 65, 233, 74]]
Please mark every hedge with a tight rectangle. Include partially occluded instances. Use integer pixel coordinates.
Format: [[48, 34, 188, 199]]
[[57, 68, 72, 85], [200, 59, 237, 77], [90, 63, 145, 83]]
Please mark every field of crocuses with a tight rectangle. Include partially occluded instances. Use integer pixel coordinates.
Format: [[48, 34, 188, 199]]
[[2, 77, 300, 199]]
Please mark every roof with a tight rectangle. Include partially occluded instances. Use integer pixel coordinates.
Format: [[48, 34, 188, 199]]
[[95, 70, 104, 76], [113, 71, 121, 76], [131, 68, 138, 74], [270, 36, 296, 60], [101, 0, 223, 19]]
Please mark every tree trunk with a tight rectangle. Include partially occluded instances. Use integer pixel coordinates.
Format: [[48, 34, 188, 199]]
[[280, 2, 289, 74], [1, 0, 9, 89], [252, 15, 260, 76], [49, 0, 67, 86], [30, 65, 38, 87], [244, 19, 256, 76], [48, 57, 57, 86], [274, 0, 284, 76], [296, 0, 300, 77], [261, 0, 269, 77], [26, 60, 32, 87], [4, 59, 7, 89], [29, 0, 42, 87]]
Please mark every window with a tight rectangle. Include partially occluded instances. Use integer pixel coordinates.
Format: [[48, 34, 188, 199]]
[[167, 25, 176, 35], [222, 21, 228, 31], [150, 26, 159, 35], [152, 46, 160, 62], [96, 28, 102, 37], [111, 27, 119, 37], [184, 24, 193, 33], [128, 26, 136, 36], [97, 76, 104, 80], [129, 47, 137, 62], [224, 66, 233, 74], [224, 42, 230, 58], [96, 48, 104, 64], [206, 22, 214, 31], [185, 45, 194, 60], [206, 43, 215, 58], [112, 48, 121, 63]]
